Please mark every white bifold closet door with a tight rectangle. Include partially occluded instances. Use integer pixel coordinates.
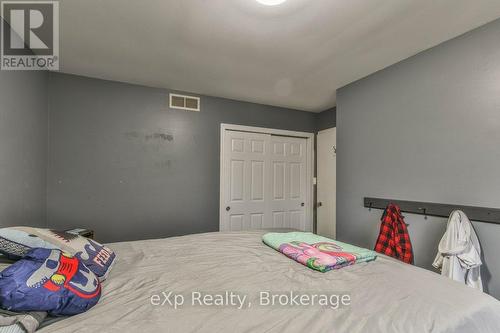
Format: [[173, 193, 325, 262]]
[[221, 130, 309, 232]]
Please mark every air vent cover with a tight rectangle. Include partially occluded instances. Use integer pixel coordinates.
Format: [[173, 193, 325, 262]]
[[169, 93, 200, 112]]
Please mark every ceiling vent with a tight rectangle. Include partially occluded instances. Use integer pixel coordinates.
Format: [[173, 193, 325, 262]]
[[169, 93, 200, 112]]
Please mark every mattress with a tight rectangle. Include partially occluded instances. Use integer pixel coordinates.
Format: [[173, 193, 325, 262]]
[[40, 231, 500, 333]]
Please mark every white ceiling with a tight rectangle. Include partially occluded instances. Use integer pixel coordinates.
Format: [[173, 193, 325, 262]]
[[57, 0, 500, 112]]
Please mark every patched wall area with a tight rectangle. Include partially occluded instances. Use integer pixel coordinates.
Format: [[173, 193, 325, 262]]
[[47, 73, 318, 242]]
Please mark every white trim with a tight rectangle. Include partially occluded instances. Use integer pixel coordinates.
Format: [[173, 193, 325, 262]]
[[219, 123, 315, 232], [221, 123, 313, 138], [169, 93, 200, 112]]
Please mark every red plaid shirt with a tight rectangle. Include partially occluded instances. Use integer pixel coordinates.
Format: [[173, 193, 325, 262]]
[[374, 203, 413, 264]]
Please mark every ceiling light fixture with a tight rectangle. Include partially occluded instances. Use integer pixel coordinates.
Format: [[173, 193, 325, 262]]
[[256, 0, 287, 6]]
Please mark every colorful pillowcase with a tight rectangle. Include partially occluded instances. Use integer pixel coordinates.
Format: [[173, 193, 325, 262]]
[[0, 248, 101, 316], [0, 227, 116, 281], [0, 228, 58, 260]]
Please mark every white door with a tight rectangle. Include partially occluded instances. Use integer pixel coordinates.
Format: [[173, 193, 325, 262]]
[[317, 127, 336, 239], [269, 136, 308, 231], [221, 130, 270, 231], [221, 129, 310, 232]]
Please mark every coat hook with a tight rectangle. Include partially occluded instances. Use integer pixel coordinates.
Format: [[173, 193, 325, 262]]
[[368, 202, 373, 211], [418, 207, 428, 220], [332, 145, 337, 154]]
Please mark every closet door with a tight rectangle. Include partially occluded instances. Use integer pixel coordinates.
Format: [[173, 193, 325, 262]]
[[269, 136, 308, 231], [221, 130, 271, 231], [221, 130, 310, 232]]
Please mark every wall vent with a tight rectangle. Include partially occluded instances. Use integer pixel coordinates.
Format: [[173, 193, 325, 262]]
[[169, 93, 200, 112]]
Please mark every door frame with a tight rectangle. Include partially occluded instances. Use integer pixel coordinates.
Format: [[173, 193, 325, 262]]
[[316, 127, 337, 239], [219, 123, 315, 231]]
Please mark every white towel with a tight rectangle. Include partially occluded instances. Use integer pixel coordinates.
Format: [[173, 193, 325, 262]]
[[433, 210, 483, 291]]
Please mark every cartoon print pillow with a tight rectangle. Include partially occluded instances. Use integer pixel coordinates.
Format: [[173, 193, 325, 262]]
[[0, 227, 116, 281], [0, 248, 101, 316], [0, 228, 58, 260]]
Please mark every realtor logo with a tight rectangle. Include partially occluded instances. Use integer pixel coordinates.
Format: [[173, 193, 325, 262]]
[[1, 1, 59, 70]]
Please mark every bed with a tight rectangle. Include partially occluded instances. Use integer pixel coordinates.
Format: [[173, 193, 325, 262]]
[[39, 230, 500, 333]]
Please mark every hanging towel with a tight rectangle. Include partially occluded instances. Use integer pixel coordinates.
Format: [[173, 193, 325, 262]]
[[432, 210, 483, 291], [263, 232, 377, 272], [374, 203, 414, 264]]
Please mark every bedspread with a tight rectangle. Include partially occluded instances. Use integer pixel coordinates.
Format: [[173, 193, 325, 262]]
[[41, 231, 500, 333]]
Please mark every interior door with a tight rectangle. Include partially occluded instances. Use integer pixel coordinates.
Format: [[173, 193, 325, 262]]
[[221, 129, 310, 232], [317, 127, 336, 238], [269, 136, 308, 231], [221, 130, 271, 231]]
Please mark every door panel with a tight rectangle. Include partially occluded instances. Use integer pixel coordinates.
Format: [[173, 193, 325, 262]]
[[251, 140, 265, 153], [222, 131, 271, 231], [288, 211, 298, 229], [250, 213, 264, 229], [273, 162, 285, 200], [272, 211, 284, 228], [230, 215, 244, 231], [290, 142, 302, 156], [231, 138, 244, 152], [269, 136, 308, 231], [289, 163, 301, 199], [230, 160, 244, 201], [250, 161, 264, 200], [273, 142, 285, 155]]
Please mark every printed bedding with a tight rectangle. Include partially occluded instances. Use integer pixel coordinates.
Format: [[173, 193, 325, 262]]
[[262, 232, 377, 271], [40, 231, 500, 333]]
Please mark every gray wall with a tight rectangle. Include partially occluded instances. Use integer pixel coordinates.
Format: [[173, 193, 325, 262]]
[[47, 73, 318, 243], [337, 18, 500, 299], [316, 107, 336, 132], [0, 70, 48, 227]]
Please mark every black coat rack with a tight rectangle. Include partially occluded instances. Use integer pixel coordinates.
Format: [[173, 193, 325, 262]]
[[364, 197, 500, 225]]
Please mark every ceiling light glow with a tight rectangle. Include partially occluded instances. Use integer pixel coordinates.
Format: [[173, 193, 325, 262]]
[[256, 0, 287, 6]]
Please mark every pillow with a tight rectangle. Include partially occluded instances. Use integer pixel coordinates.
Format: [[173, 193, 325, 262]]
[[0, 229, 57, 260], [0, 248, 101, 316], [0, 227, 116, 281]]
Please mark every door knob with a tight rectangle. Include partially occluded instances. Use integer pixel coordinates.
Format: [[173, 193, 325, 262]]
[[317, 202, 323, 207], [226, 206, 231, 211], [301, 202, 305, 207]]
